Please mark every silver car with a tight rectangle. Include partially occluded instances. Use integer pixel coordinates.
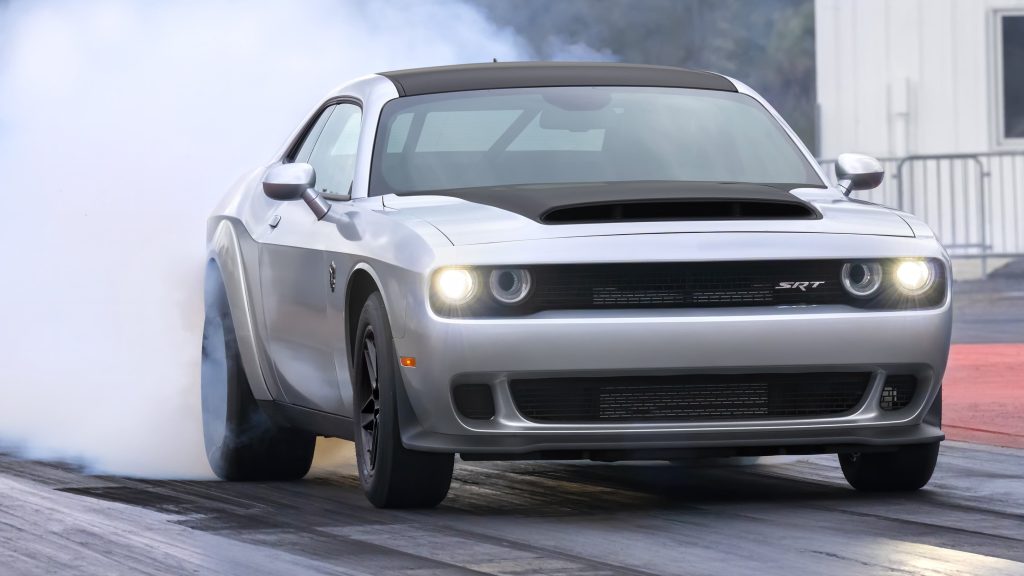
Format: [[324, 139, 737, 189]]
[[202, 63, 950, 508]]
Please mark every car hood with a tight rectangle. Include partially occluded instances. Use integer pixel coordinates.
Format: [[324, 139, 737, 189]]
[[383, 186, 914, 246]]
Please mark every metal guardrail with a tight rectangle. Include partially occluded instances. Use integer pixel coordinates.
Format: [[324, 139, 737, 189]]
[[819, 152, 1024, 274]]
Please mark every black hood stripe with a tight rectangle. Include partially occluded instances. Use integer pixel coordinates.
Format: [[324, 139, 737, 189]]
[[393, 181, 824, 224]]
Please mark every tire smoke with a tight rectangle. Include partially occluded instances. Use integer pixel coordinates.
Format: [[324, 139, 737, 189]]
[[0, 0, 546, 478]]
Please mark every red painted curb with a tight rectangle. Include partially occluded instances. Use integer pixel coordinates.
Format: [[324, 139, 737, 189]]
[[943, 343, 1024, 449]]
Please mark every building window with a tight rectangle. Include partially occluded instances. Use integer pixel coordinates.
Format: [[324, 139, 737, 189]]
[[996, 11, 1024, 145]]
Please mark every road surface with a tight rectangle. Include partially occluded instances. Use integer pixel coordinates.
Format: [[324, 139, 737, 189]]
[[1, 442, 1022, 575]]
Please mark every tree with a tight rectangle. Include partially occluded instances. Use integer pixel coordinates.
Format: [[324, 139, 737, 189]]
[[470, 0, 817, 152]]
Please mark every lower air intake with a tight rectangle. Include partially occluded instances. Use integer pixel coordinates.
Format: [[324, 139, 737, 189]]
[[880, 375, 917, 411], [453, 384, 496, 420], [510, 372, 870, 423]]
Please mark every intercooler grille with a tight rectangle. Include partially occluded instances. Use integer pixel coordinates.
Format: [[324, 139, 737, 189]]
[[510, 372, 871, 423]]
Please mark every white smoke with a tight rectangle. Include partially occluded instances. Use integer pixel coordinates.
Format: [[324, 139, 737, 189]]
[[0, 0, 540, 477]]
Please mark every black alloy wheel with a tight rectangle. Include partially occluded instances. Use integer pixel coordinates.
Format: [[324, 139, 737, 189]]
[[351, 291, 454, 508]]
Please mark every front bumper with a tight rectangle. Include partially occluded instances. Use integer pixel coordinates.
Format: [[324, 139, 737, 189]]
[[393, 301, 951, 456]]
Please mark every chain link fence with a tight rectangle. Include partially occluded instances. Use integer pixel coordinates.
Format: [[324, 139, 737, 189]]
[[819, 152, 1024, 274]]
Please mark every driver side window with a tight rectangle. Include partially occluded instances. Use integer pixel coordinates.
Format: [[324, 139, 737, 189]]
[[293, 105, 334, 164], [306, 103, 363, 197]]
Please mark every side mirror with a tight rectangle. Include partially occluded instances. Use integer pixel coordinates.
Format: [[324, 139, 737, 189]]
[[262, 163, 331, 220], [263, 163, 314, 201], [835, 153, 884, 196]]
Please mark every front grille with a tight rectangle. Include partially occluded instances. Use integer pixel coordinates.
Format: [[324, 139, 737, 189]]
[[510, 372, 871, 423], [429, 259, 947, 317]]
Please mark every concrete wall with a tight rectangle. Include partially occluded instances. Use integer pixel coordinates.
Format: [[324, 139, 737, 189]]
[[816, 0, 1024, 159]]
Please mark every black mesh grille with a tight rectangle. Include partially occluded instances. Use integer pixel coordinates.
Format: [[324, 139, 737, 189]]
[[533, 261, 852, 309], [510, 373, 871, 423], [880, 375, 917, 411]]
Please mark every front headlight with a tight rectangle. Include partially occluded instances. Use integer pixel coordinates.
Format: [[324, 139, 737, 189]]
[[894, 259, 935, 295], [489, 268, 532, 304], [434, 268, 476, 304], [841, 262, 883, 297], [431, 266, 538, 316]]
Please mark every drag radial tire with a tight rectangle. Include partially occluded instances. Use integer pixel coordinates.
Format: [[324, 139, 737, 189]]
[[839, 442, 940, 492], [352, 292, 454, 508], [201, 272, 315, 481]]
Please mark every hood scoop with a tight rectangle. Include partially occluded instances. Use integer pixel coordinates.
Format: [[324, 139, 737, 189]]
[[542, 199, 817, 224]]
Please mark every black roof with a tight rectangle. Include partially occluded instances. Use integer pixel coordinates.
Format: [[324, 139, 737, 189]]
[[379, 62, 736, 96]]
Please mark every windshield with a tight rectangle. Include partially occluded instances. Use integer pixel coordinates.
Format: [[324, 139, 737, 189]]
[[370, 86, 823, 195]]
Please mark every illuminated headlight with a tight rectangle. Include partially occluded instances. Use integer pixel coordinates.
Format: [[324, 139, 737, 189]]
[[489, 268, 532, 304], [841, 262, 883, 297], [895, 259, 935, 295], [434, 268, 476, 304]]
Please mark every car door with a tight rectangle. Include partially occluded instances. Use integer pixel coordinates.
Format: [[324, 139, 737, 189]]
[[258, 102, 362, 414]]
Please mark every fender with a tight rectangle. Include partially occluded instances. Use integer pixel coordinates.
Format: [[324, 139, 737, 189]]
[[348, 261, 406, 339], [207, 217, 275, 401]]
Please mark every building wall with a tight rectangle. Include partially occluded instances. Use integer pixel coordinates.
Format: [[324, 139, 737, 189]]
[[816, 0, 1024, 159]]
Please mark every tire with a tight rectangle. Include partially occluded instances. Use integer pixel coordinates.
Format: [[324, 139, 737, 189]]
[[839, 442, 940, 492], [352, 292, 454, 508], [201, 270, 315, 481]]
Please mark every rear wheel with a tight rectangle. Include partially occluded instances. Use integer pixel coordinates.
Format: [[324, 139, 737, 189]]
[[352, 292, 454, 508], [201, 270, 315, 480], [839, 442, 940, 492]]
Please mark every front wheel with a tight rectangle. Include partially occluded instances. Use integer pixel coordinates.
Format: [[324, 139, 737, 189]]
[[839, 442, 940, 492], [352, 292, 454, 508]]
